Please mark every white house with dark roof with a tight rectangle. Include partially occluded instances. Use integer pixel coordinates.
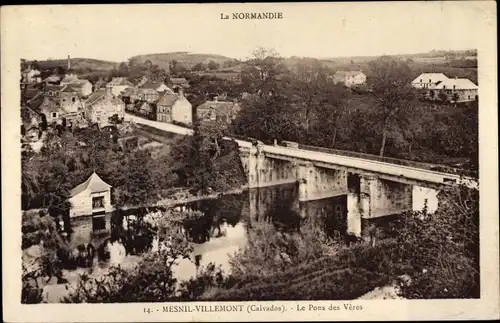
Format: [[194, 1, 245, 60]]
[[69, 172, 113, 218], [411, 73, 449, 89], [429, 77, 478, 102]]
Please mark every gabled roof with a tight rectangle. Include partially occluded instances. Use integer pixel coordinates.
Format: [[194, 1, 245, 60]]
[[84, 89, 123, 107], [70, 172, 112, 197], [411, 73, 449, 84], [157, 92, 178, 107], [431, 78, 478, 90], [108, 77, 134, 87]]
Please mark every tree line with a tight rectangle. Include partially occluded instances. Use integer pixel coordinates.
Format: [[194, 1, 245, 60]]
[[227, 48, 478, 171]]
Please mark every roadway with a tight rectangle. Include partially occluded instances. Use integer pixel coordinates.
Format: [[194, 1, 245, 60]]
[[124, 113, 478, 189]]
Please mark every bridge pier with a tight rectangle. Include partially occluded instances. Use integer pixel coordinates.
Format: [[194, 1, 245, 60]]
[[347, 174, 414, 237]]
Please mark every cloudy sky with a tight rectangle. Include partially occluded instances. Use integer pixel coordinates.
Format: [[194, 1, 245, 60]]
[[3, 2, 494, 62]]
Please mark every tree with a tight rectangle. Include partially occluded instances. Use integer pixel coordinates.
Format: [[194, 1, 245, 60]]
[[368, 57, 415, 156], [241, 47, 288, 96], [389, 185, 479, 298], [191, 62, 206, 71], [207, 60, 220, 71], [118, 62, 129, 76]]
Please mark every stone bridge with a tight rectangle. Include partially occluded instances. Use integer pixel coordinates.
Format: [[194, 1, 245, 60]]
[[124, 113, 478, 237], [237, 142, 477, 237]]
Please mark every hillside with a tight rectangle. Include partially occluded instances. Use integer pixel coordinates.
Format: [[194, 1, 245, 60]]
[[34, 58, 119, 71], [128, 52, 234, 72]]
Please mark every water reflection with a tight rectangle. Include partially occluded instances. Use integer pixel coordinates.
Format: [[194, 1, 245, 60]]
[[63, 183, 351, 280]]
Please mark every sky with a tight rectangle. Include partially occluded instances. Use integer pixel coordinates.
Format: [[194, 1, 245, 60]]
[[3, 2, 495, 62]]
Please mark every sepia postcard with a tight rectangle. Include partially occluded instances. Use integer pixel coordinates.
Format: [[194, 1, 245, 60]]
[[1, 2, 499, 322]]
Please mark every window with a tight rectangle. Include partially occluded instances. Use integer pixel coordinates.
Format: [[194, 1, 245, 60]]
[[63, 99, 66, 102], [443, 85, 446, 90], [51, 112, 57, 118], [453, 85, 456, 90], [48, 91, 53, 96], [55, 91, 60, 97], [209, 110, 216, 121], [72, 97, 76, 102], [429, 79, 431, 83], [420, 79, 422, 83], [92, 213, 106, 232], [92, 196, 105, 209]]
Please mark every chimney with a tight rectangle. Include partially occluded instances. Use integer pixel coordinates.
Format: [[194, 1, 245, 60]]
[[214, 95, 218, 102], [178, 87, 184, 98], [67, 55, 71, 71]]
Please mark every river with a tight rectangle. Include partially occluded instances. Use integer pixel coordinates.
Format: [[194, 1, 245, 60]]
[[41, 183, 350, 302]]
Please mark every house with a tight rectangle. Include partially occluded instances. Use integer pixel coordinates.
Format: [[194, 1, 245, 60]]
[[68, 172, 113, 233], [169, 77, 190, 89], [38, 96, 63, 124], [196, 98, 241, 125], [60, 75, 93, 97], [138, 82, 171, 103], [60, 85, 84, 114], [84, 89, 125, 127], [428, 77, 478, 102], [156, 88, 192, 125], [106, 77, 134, 96], [332, 71, 367, 87], [411, 73, 449, 89]]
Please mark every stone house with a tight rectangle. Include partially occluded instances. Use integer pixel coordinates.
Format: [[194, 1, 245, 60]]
[[106, 77, 134, 96], [332, 71, 367, 87], [156, 88, 192, 125], [84, 89, 125, 127], [68, 172, 113, 235], [411, 73, 449, 89], [38, 96, 63, 124], [60, 85, 86, 122], [196, 98, 241, 125]]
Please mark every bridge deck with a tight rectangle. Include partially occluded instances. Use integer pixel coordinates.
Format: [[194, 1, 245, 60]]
[[124, 113, 478, 189]]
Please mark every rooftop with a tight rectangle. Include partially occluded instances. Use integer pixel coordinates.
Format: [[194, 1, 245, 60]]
[[431, 78, 478, 90], [70, 172, 112, 197], [157, 92, 179, 107]]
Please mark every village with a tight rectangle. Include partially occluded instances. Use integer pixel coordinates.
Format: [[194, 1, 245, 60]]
[[20, 49, 480, 304]]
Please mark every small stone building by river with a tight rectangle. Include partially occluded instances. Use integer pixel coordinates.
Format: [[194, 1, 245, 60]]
[[68, 172, 113, 246]]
